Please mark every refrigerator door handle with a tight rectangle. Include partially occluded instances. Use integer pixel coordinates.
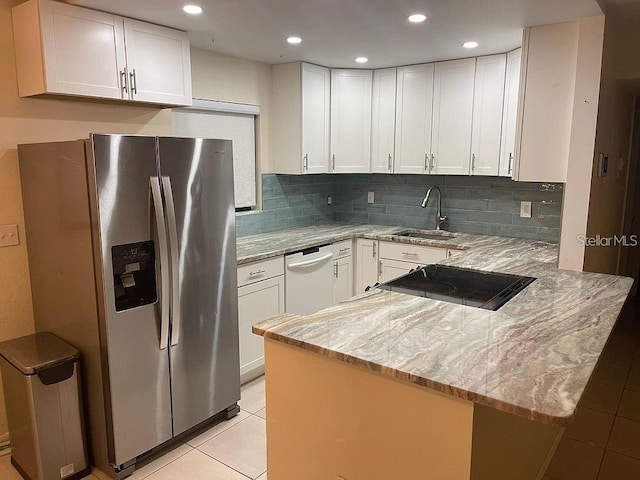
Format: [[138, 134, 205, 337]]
[[161, 176, 181, 347], [150, 177, 170, 350]]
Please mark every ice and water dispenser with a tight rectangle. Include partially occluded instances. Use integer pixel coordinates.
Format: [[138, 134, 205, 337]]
[[111, 241, 158, 312]]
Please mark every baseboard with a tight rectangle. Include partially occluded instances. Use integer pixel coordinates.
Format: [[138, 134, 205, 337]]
[[0, 432, 9, 444]]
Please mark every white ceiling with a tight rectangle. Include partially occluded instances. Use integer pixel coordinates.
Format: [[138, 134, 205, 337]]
[[74, 0, 603, 69]]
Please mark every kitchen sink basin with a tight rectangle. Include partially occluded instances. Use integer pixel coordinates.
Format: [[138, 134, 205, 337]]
[[395, 231, 456, 241]]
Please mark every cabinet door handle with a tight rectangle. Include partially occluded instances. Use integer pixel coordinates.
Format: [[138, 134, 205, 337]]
[[332, 154, 336, 171], [388, 154, 392, 171], [120, 69, 128, 95], [378, 260, 383, 277], [402, 252, 419, 257], [430, 154, 435, 172], [471, 153, 476, 171], [372, 242, 377, 258], [129, 69, 137, 95], [334, 262, 339, 278], [303, 154, 309, 171], [249, 269, 266, 276], [424, 153, 429, 171], [508, 153, 513, 174]]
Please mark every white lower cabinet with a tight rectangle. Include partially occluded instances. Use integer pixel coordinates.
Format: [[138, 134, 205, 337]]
[[332, 240, 354, 304], [379, 258, 423, 283], [237, 258, 285, 383], [355, 239, 379, 294], [378, 241, 449, 282], [333, 256, 353, 304]]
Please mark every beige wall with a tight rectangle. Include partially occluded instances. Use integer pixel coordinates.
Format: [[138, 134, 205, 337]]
[[0, 0, 272, 439], [190, 47, 273, 174], [583, 14, 635, 274]]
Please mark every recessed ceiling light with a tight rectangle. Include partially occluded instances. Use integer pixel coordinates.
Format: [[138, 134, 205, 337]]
[[287, 36, 302, 45], [355, 57, 368, 64], [408, 14, 427, 23], [182, 5, 202, 14], [463, 41, 479, 49]]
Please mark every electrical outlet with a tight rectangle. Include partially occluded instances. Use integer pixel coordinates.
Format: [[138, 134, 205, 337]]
[[0, 224, 19, 247], [520, 201, 532, 218], [327, 196, 332, 205], [367, 191, 375, 204]]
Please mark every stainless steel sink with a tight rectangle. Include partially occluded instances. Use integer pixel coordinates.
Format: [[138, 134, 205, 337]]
[[395, 231, 456, 241]]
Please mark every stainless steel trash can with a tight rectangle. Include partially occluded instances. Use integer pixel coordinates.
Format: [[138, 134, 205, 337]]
[[0, 332, 90, 480]]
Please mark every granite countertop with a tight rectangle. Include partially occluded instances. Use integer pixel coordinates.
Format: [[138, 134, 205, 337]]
[[236, 223, 558, 265], [248, 224, 633, 425]]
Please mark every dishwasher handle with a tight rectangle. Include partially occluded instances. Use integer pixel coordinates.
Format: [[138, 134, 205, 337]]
[[287, 253, 334, 269]]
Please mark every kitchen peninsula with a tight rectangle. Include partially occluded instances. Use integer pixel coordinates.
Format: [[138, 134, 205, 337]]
[[249, 225, 633, 480]]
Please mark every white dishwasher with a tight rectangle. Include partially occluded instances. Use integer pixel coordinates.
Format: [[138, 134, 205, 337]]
[[285, 244, 334, 315]]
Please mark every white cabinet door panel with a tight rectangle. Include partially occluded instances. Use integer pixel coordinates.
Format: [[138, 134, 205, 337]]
[[355, 239, 379, 294], [499, 49, 522, 177], [371, 68, 397, 173], [331, 69, 372, 173], [333, 256, 353, 305], [431, 58, 476, 175], [238, 276, 284, 379], [40, 0, 126, 99], [471, 54, 506, 176], [394, 64, 434, 174], [123, 18, 192, 106], [302, 63, 331, 173], [379, 259, 424, 283]]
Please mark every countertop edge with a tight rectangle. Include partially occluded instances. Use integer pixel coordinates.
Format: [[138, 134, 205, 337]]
[[253, 321, 574, 427]]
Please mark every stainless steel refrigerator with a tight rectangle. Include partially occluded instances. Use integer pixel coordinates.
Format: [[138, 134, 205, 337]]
[[18, 134, 240, 479]]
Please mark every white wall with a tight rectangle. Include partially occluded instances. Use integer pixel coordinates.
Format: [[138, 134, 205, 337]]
[[558, 16, 606, 271]]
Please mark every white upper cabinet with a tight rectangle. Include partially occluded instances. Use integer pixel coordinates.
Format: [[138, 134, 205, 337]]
[[431, 58, 476, 175], [12, 0, 192, 106], [371, 68, 397, 173], [302, 64, 331, 174], [272, 63, 330, 174], [394, 64, 435, 174], [514, 23, 580, 182], [471, 54, 507, 176], [330, 69, 373, 173], [122, 19, 192, 106], [499, 49, 522, 177], [13, 0, 126, 99]]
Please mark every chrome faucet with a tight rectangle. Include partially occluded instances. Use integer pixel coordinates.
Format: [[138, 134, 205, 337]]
[[420, 185, 447, 230]]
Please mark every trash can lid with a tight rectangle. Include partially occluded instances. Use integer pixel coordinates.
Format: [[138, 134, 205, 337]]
[[0, 332, 79, 375]]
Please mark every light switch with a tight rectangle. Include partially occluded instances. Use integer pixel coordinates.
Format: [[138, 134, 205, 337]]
[[520, 201, 532, 218], [367, 191, 375, 204], [327, 196, 332, 205], [0, 224, 19, 247]]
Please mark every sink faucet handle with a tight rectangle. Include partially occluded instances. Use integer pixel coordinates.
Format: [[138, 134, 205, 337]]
[[437, 215, 448, 230]]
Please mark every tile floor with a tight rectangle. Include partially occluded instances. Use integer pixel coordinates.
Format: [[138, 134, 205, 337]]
[[1, 300, 638, 480], [0, 376, 267, 480], [545, 298, 640, 480]]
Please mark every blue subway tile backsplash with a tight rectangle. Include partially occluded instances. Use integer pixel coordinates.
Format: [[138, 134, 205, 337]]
[[235, 173, 563, 242]]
